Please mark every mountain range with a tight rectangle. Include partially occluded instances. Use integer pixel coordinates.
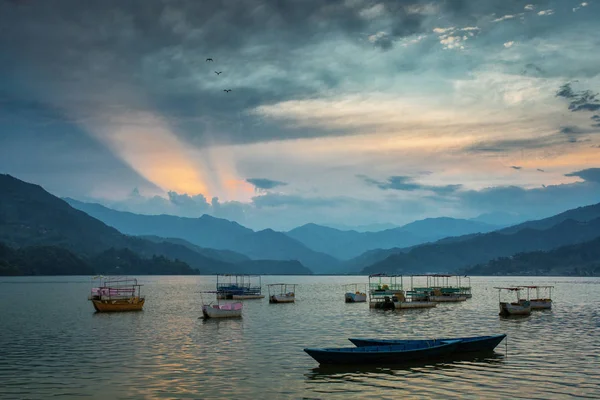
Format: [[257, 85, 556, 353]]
[[286, 218, 499, 260], [463, 236, 600, 276], [0, 174, 311, 275], [361, 204, 600, 275], [64, 198, 338, 273], [3, 173, 600, 276]]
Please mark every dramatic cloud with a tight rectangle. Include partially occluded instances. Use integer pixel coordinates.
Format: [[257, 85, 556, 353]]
[[556, 83, 600, 112], [565, 168, 600, 183], [358, 175, 462, 195], [245, 178, 288, 191], [2, 0, 600, 229]]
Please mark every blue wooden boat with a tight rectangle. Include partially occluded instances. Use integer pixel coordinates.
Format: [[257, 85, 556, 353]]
[[348, 334, 506, 353], [304, 340, 460, 365]]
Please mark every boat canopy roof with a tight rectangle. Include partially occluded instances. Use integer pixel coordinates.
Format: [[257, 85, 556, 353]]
[[494, 287, 523, 291], [368, 273, 402, 278], [93, 276, 142, 287], [267, 283, 296, 287]]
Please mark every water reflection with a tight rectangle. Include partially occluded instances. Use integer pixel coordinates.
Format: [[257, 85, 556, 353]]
[[0, 276, 599, 399], [306, 352, 506, 381]]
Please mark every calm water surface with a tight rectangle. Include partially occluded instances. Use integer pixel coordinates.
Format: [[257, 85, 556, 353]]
[[0, 276, 599, 399]]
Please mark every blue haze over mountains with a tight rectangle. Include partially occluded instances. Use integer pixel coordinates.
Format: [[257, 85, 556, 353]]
[[2, 174, 600, 276]]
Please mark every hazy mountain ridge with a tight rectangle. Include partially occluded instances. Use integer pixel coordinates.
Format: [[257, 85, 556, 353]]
[[463, 236, 600, 276], [498, 203, 600, 234], [139, 235, 250, 264], [66, 198, 338, 273], [286, 218, 500, 260], [362, 216, 600, 275], [0, 174, 312, 275]]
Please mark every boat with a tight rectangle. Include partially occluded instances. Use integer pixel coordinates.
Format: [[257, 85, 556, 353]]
[[304, 340, 461, 365], [518, 285, 553, 310], [459, 276, 472, 298], [216, 274, 265, 300], [495, 287, 531, 316], [268, 283, 296, 303], [368, 274, 437, 309], [89, 276, 145, 312], [368, 274, 404, 309], [348, 334, 507, 353], [412, 274, 469, 302], [202, 302, 243, 319], [344, 283, 367, 303]]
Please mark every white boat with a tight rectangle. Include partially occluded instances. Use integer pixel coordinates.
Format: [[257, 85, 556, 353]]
[[202, 302, 243, 319], [268, 284, 296, 303], [495, 287, 531, 316], [369, 274, 437, 309], [344, 283, 367, 303], [518, 285, 553, 310]]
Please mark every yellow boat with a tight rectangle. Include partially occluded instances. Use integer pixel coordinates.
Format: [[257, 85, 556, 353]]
[[89, 276, 145, 312]]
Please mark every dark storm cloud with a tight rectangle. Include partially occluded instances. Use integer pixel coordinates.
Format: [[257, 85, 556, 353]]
[[565, 168, 600, 183], [0, 0, 559, 147], [357, 174, 462, 194], [556, 83, 600, 113], [245, 178, 287, 190]]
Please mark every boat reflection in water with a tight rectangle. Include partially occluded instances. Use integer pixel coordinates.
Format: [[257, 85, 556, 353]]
[[305, 351, 506, 381]]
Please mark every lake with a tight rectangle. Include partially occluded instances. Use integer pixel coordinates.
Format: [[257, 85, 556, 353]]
[[0, 276, 599, 399]]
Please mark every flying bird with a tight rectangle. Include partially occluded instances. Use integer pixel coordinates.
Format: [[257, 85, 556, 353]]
[[206, 58, 213, 62], [537, 168, 545, 172], [224, 89, 232, 93], [215, 71, 222, 75], [510, 166, 522, 170]]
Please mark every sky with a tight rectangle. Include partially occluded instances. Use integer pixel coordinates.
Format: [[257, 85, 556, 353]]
[[1, 0, 600, 231]]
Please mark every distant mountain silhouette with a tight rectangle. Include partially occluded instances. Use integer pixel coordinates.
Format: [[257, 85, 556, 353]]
[[140, 235, 250, 264], [0, 174, 233, 273], [65, 198, 336, 273], [464, 236, 600, 276], [362, 216, 600, 275], [469, 211, 526, 226], [286, 218, 499, 260], [0, 174, 312, 275], [497, 203, 600, 234]]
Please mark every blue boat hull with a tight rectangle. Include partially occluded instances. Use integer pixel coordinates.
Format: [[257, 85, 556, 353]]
[[348, 334, 506, 353], [304, 340, 460, 365]]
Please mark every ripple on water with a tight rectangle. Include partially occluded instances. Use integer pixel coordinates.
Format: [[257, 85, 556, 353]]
[[0, 276, 599, 399]]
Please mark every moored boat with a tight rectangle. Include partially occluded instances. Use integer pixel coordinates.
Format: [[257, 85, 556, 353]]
[[344, 283, 367, 303], [518, 285, 553, 310], [216, 274, 265, 300], [304, 340, 461, 365], [495, 287, 531, 316], [369, 274, 437, 309], [202, 302, 243, 319], [268, 283, 296, 303], [348, 334, 506, 353], [412, 274, 469, 302], [89, 276, 145, 312]]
